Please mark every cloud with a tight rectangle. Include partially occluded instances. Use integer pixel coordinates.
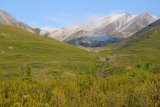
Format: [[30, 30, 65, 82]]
[[42, 11, 130, 28], [41, 26, 56, 31], [42, 13, 76, 27], [41, 13, 104, 28], [43, 16, 70, 25], [86, 13, 103, 20]]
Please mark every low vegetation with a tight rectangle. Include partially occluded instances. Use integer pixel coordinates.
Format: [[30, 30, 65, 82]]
[[0, 25, 160, 106]]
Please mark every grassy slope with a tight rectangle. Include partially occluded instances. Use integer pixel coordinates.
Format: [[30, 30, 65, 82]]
[[0, 25, 97, 80], [98, 25, 160, 75], [0, 25, 159, 106]]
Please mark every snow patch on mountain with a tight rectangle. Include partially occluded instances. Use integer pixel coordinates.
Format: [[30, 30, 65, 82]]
[[41, 12, 158, 47]]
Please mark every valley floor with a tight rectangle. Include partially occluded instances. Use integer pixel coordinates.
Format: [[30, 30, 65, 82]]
[[0, 25, 160, 107]]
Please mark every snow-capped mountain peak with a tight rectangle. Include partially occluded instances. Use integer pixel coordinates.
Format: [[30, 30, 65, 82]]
[[1, 10, 157, 47], [41, 12, 158, 47]]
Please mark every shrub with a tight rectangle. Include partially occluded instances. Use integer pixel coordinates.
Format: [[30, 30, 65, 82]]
[[23, 65, 32, 82]]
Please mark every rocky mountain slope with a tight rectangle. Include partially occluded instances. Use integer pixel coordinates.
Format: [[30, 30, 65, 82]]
[[0, 9, 158, 47], [0, 9, 40, 33], [43, 13, 158, 47]]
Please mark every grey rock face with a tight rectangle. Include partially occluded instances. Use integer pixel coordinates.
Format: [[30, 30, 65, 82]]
[[0, 9, 35, 33]]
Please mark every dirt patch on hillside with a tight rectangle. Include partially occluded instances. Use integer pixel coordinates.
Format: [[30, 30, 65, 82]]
[[98, 55, 118, 62]]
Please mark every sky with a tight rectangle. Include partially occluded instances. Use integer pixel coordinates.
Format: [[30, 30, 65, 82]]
[[0, 0, 160, 28]]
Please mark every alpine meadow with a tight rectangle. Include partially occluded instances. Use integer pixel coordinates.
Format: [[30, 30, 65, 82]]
[[0, 1, 160, 107]]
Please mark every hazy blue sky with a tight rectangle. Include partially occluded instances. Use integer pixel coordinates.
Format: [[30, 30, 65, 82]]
[[0, 0, 159, 28]]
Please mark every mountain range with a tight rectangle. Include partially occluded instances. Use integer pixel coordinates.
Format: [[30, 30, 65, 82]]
[[42, 12, 158, 47], [0, 9, 158, 47]]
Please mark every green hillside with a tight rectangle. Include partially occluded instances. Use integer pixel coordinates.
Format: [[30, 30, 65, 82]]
[[0, 25, 159, 107], [0, 25, 97, 78], [99, 25, 160, 74]]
